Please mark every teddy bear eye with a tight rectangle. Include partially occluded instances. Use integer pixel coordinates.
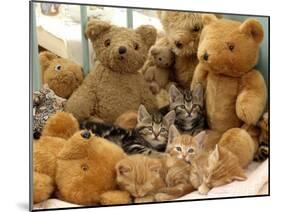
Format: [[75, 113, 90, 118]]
[[134, 42, 139, 50], [104, 39, 111, 47], [81, 164, 89, 171], [55, 64, 62, 72], [192, 25, 201, 32], [227, 43, 235, 51]]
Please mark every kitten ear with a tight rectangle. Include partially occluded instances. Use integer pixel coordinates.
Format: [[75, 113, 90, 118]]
[[192, 83, 204, 106], [163, 111, 176, 127], [116, 162, 131, 176], [168, 125, 180, 144], [137, 105, 151, 124], [194, 131, 206, 149], [169, 85, 182, 103]]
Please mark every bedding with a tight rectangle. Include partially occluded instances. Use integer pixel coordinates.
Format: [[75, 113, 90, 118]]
[[33, 160, 268, 209]]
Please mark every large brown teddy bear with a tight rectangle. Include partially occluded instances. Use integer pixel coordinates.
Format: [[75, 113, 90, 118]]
[[65, 19, 158, 123], [39, 51, 84, 98], [33, 112, 131, 205], [191, 15, 267, 167]]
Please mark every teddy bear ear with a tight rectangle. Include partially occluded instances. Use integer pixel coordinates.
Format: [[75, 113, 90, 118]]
[[239, 19, 264, 44], [85, 18, 111, 41], [135, 25, 157, 48], [39, 51, 58, 70], [202, 14, 218, 26]]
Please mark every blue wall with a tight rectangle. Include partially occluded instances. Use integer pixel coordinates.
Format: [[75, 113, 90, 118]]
[[223, 15, 269, 86]]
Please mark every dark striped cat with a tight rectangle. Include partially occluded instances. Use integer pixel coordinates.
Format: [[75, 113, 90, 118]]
[[80, 105, 175, 155], [160, 83, 206, 135]]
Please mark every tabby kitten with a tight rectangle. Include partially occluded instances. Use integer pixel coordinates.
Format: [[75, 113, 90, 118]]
[[167, 125, 247, 195], [165, 83, 205, 135], [254, 112, 269, 162], [80, 105, 175, 155], [116, 154, 194, 203]]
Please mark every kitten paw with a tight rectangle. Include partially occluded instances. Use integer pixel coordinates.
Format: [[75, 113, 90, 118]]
[[154, 193, 173, 202], [134, 196, 154, 203], [198, 183, 210, 195]]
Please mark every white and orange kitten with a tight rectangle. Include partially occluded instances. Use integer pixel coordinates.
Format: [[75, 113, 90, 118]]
[[167, 125, 247, 195]]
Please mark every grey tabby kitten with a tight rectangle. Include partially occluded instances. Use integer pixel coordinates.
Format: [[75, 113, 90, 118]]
[[168, 83, 205, 135]]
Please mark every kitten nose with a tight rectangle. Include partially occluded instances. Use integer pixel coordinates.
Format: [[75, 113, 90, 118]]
[[203, 52, 209, 61], [118, 46, 127, 54]]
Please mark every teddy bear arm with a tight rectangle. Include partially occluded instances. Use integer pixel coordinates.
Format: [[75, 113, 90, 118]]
[[33, 172, 55, 203], [144, 66, 156, 82], [191, 63, 208, 90], [139, 80, 158, 111], [236, 70, 267, 125], [99, 190, 132, 205]]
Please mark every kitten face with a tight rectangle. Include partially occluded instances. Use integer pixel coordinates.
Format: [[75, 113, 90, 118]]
[[169, 84, 204, 131], [166, 125, 205, 162], [202, 145, 247, 191], [136, 105, 175, 151], [116, 155, 165, 198]]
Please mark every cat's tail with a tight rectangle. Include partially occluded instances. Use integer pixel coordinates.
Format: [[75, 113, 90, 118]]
[[41, 112, 80, 139]]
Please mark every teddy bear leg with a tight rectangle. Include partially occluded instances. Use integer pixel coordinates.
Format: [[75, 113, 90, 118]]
[[33, 172, 55, 204], [218, 128, 258, 168], [99, 190, 132, 205]]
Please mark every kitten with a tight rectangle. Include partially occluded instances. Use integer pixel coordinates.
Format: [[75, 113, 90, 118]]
[[167, 126, 247, 195], [81, 105, 175, 155], [160, 83, 205, 135], [116, 154, 194, 203], [254, 112, 269, 162]]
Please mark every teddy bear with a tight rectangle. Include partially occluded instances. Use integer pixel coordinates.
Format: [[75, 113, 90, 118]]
[[39, 51, 84, 98], [65, 18, 158, 123], [157, 11, 222, 89], [33, 112, 131, 205], [191, 15, 267, 167], [141, 36, 175, 94]]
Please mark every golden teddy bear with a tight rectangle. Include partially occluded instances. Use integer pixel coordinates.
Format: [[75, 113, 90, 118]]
[[65, 18, 158, 123], [39, 51, 84, 98], [191, 15, 267, 168], [33, 112, 131, 205]]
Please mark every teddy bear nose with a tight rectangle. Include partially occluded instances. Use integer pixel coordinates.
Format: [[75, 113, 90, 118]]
[[175, 41, 183, 49], [81, 130, 91, 139], [118, 46, 127, 54], [203, 52, 209, 61]]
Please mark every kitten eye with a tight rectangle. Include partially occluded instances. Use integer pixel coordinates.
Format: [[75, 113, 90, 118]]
[[134, 42, 139, 50], [55, 64, 62, 72], [175, 146, 182, 152], [81, 164, 89, 171], [188, 148, 194, 153], [192, 25, 201, 32], [160, 128, 166, 133], [177, 105, 185, 110], [227, 43, 235, 51], [104, 39, 111, 47]]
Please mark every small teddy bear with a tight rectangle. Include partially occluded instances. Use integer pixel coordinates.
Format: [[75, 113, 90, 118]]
[[39, 51, 84, 98], [33, 112, 131, 205], [65, 18, 158, 123], [142, 36, 175, 94]]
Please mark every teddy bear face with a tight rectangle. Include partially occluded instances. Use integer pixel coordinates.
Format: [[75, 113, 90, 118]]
[[86, 19, 157, 73], [197, 16, 264, 77], [159, 11, 203, 57], [150, 46, 175, 68], [39, 51, 84, 98]]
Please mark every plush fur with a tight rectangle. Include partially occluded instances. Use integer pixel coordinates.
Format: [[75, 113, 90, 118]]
[[115, 110, 138, 130], [65, 19, 158, 122], [191, 16, 267, 166], [33, 112, 131, 205], [141, 36, 175, 94], [39, 51, 84, 98]]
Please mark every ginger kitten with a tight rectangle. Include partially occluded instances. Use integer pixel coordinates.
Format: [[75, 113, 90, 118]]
[[116, 154, 194, 203], [167, 126, 247, 195]]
